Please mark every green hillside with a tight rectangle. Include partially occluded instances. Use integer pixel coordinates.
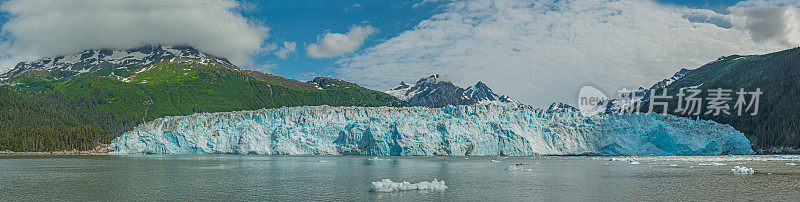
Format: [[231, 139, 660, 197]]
[[0, 87, 111, 152], [2, 59, 403, 151], [642, 47, 800, 153]]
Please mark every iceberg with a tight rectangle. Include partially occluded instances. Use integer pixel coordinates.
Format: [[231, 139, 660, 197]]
[[731, 166, 754, 174], [369, 179, 447, 192], [109, 104, 754, 156], [505, 165, 533, 172]]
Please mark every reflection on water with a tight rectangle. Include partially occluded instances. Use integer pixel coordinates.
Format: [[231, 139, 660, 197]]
[[1, 155, 799, 201]]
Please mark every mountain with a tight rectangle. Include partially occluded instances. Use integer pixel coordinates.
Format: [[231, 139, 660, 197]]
[[0, 45, 403, 151], [649, 68, 693, 89], [110, 104, 753, 156], [638, 47, 800, 153], [547, 102, 577, 113], [0, 45, 235, 80], [385, 74, 517, 107], [464, 81, 514, 103]]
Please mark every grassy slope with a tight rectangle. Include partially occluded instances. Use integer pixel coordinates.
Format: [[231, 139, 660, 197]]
[[3, 60, 403, 150]]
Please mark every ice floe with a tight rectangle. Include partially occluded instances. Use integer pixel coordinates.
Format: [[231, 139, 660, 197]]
[[505, 165, 533, 172], [369, 179, 447, 192], [731, 166, 754, 174]]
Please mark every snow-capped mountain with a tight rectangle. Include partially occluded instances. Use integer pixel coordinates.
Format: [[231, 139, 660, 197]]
[[464, 81, 514, 103], [547, 102, 578, 113], [0, 45, 234, 80], [591, 68, 695, 114], [649, 68, 693, 89], [386, 74, 517, 107]]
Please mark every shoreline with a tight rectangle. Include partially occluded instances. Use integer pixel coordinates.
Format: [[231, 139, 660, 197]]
[[0, 144, 111, 156], [0, 150, 110, 156]]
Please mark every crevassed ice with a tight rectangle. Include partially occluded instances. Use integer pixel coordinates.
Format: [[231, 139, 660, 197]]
[[109, 104, 755, 156]]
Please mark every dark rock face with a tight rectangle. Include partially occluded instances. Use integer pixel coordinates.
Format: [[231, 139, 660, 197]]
[[546, 102, 578, 113], [465, 81, 513, 103], [406, 78, 477, 108], [386, 74, 516, 108]]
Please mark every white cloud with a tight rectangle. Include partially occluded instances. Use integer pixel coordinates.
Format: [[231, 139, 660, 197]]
[[730, 7, 800, 46], [307, 24, 376, 58], [412, 0, 449, 8], [0, 0, 270, 71], [275, 41, 297, 59], [337, 0, 800, 107]]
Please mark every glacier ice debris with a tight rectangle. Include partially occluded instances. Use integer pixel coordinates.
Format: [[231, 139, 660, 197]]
[[110, 104, 755, 156], [369, 179, 447, 192], [731, 166, 754, 174], [505, 165, 533, 172]]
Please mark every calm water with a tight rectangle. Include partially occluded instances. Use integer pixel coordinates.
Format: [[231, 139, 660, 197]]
[[1, 155, 799, 201]]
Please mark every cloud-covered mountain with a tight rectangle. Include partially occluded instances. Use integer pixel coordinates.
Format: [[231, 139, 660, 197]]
[[0, 0, 269, 71]]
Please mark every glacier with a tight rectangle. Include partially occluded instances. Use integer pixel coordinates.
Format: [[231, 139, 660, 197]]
[[109, 104, 754, 156]]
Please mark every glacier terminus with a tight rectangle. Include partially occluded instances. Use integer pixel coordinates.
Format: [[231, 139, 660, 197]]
[[110, 104, 754, 156]]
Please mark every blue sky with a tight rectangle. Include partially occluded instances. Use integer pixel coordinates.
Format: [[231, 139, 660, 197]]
[[239, 0, 746, 81], [1, 0, 797, 107], [237, 0, 449, 80]]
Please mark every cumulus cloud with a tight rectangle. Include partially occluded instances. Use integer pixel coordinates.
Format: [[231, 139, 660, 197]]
[[307, 24, 376, 58], [275, 41, 297, 59], [337, 0, 800, 107], [730, 8, 800, 46], [0, 0, 269, 71]]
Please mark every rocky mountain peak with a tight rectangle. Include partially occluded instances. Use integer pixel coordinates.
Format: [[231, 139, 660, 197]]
[[1, 45, 234, 80]]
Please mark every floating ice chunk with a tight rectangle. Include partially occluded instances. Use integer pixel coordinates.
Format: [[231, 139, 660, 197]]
[[629, 161, 641, 165], [491, 160, 501, 163], [610, 157, 636, 162], [505, 165, 533, 172], [731, 166, 754, 174], [786, 163, 797, 166], [319, 160, 329, 163], [711, 162, 726, 166], [368, 157, 383, 161], [669, 164, 678, 167], [369, 179, 447, 192]]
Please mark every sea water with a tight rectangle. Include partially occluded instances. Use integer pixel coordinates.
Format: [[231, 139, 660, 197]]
[[1, 155, 798, 201]]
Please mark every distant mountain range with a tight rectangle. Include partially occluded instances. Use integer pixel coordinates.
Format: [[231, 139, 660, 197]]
[[0, 45, 402, 152], [385, 74, 518, 108], [5, 45, 800, 154]]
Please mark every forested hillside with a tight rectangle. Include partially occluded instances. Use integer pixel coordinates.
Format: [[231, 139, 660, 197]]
[[0, 87, 111, 151], [1, 57, 403, 151], [641, 47, 800, 153]]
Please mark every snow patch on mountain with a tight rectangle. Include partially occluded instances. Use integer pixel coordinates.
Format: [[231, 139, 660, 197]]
[[386, 74, 518, 107], [1, 45, 234, 80]]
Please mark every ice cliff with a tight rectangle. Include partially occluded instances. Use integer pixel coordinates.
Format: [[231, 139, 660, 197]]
[[109, 104, 754, 156]]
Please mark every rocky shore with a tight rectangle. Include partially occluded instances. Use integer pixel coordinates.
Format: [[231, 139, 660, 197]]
[[0, 144, 111, 155]]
